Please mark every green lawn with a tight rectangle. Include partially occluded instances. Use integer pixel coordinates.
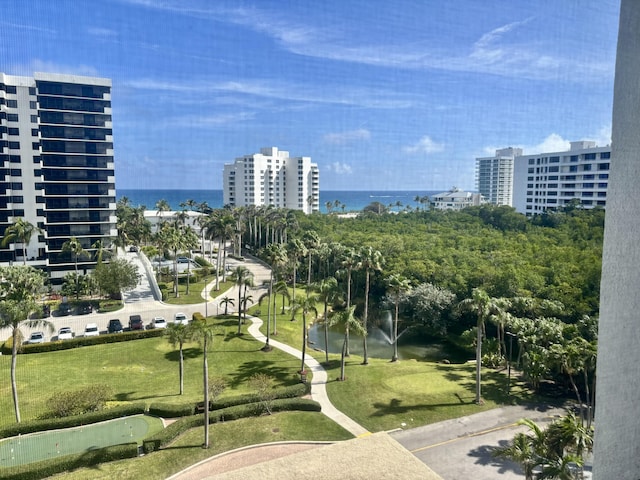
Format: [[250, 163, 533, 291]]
[[249, 302, 537, 432], [0, 317, 301, 427], [51, 412, 352, 480], [162, 278, 233, 305]]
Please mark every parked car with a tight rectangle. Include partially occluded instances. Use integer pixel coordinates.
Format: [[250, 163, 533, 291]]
[[57, 303, 72, 316], [107, 319, 123, 334], [151, 316, 167, 329], [129, 314, 144, 330], [129, 245, 138, 252], [174, 312, 188, 325], [177, 257, 189, 263], [26, 331, 45, 344], [58, 327, 74, 340], [77, 302, 92, 315], [84, 323, 100, 337]]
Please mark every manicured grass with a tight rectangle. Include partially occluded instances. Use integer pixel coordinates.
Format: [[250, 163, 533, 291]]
[[249, 301, 537, 432], [52, 412, 352, 480], [163, 278, 233, 305], [0, 318, 301, 428]]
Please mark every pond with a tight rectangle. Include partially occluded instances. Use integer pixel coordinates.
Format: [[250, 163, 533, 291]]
[[307, 311, 449, 361]]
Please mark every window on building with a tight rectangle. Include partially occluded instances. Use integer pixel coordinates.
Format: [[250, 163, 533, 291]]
[[6, 100, 17, 108], [7, 113, 18, 122], [30, 115, 37, 123], [6, 85, 17, 94], [28, 87, 36, 95], [598, 163, 610, 170], [8, 141, 19, 149], [29, 101, 37, 109], [584, 153, 596, 160], [600, 152, 611, 159]]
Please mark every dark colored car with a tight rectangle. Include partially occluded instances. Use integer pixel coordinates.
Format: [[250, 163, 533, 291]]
[[129, 314, 143, 330], [129, 245, 138, 252], [57, 303, 72, 316], [107, 319, 123, 334], [78, 302, 93, 315]]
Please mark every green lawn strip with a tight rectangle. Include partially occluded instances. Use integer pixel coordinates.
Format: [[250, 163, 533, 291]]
[[0, 319, 301, 428], [247, 300, 540, 432], [163, 279, 233, 305], [51, 412, 353, 480], [0, 415, 163, 467]]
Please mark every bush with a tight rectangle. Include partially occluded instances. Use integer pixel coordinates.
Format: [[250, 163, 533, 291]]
[[147, 402, 195, 418], [211, 382, 308, 410], [3, 328, 165, 355], [0, 404, 146, 439], [47, 384, 113, 418], [192, 311, 205, 322], [0, 442, 138, 479], [142, 398, 321, 453]]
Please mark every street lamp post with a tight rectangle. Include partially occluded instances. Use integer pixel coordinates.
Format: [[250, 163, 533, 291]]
[[506, 331, 517, 395]]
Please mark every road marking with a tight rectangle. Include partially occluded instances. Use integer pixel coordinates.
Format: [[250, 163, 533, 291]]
[[410, 422, 519, 453]]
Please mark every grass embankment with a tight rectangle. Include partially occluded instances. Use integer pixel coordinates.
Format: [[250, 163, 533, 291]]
[[0, 317, 298, 428], [53, 412, 352, 480], [249, 301, 536, 432], [162, 278, 233, 305]]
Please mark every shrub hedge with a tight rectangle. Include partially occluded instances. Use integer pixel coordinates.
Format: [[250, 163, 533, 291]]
[[143, 398, 321, 453], [2, 328, 165, 355], [146, 383, 309, 419], [192, 311, 205, 322], [0, 442, 138, 480], [0, 404, 146, 439]]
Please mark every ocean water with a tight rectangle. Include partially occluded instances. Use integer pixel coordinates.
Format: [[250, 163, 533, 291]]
[[117, 189, 441, 213]]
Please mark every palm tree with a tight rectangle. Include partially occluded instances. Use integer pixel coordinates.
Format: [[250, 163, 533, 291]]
[[1, 218, 42, 264], [314, 277, 340, 364], [329, 305, 365, 381], [385, 274, 411, 362], [286, 238, 307, 300], [91, 239, 110, 265], [457, 287, 504, 404], [339, 247, 359, 356], [231, 265, 253, 334], [165, 323, 191, 395], [359, 246, 383, 365], [62, 236, 87, 299], [220, 296, 234, 315], [0, 266, 51, 422], [290, 294, 319, 373], [189, 318, 216, 448], [302, 231, 321, 295]]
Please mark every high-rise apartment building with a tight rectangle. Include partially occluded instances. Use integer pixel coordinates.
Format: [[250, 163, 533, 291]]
[[512, 141, 610, 216], [0, 72, 117, 283], [223, 147, 319, 214], [475, 147, 520, 206]]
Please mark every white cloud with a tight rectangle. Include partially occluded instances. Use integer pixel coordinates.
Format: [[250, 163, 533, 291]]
[[527, 133, 571, 154], [404, 135, 445, 154], [30, 59, 99, 77], [326, 162, 353, 175], [483, 130, 612, 157], [87, 27, 118, 38], [323, 129, 371, 145]]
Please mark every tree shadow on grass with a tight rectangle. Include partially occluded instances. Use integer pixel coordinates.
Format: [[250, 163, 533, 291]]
[[227, 359, 297, 388], [115, 391, 178, 401], [164, 347, 202, 362], [370, 397, 478, 417]]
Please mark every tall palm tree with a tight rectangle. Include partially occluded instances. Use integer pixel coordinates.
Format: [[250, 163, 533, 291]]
[[0, 266, 51, 422], [302, 231, 321, 295], [329, 305, 365, 381], [165, 323, 191, 395], [314, 277, 340, 364], [230, 265, 253, 334], [359, 246, 383, 365], [385, 274, 411, 362], [262, 243, 288, 344], [457, 287, 504, 404], [286, 238, 307, 300], [62, 236, 87, 299], [189, 318, 216, 448], [339, 247, 359, 356], [1, 218, 42, 265], [290, 294, 319, 373]]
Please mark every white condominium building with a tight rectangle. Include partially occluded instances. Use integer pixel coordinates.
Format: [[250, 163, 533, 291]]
[[0, 72, 117, 283], [512, 141, 611, 215], [476, 147, 520, 206], [223, 147, 319, 214]]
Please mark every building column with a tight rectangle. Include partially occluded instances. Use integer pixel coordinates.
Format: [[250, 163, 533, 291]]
[[593, 1, 640, 478]]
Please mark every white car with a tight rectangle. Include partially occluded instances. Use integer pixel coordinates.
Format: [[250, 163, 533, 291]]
[[27, 331, 45, 344], [58, 327, 74, 340], [151, 316, 167, 329], [174, 312, 188, 325], [84, 323, 100, 337]]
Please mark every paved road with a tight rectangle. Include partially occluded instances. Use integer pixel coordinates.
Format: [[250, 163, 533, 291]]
[[390, 404, 574, 480]]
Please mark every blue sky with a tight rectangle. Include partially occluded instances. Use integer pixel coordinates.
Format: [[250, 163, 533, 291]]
[[1, 0, 620, 190]]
